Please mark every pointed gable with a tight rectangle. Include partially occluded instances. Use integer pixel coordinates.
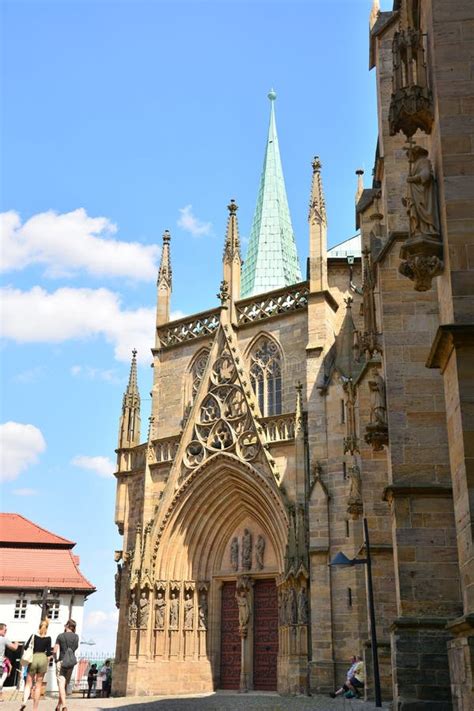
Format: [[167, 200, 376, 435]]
[[241, 91, 302, 298], [167, 320, 279, 487]]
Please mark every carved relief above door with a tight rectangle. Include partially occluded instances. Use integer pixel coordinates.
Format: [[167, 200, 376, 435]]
[[220, 582, 241, 689]]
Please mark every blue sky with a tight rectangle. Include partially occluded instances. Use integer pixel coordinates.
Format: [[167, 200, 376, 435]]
[[1, 0, 386, 651]]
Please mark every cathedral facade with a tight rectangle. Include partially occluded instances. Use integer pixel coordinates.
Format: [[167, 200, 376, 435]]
[[112, 1, 473, 709]]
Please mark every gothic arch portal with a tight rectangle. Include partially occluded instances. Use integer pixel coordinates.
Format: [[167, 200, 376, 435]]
[[153, 453, 288, 580], [142, 453, 288, 693]]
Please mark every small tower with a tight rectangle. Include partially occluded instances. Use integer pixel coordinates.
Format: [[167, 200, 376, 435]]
[[222, 199, 241, 323], [156, 230, 172, 331], [308, 156, 328, 293], [118, 349, 141, 450], [355, 168, 364, 205]]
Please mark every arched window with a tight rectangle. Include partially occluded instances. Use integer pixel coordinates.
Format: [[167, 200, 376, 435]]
[[249, 337, 282, 416]]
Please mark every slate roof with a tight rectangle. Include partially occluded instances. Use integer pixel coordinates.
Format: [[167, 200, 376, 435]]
[[327, 234, 362, 260]]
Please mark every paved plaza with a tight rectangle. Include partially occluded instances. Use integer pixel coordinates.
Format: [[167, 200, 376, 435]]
[[2, 692, 390, 711]]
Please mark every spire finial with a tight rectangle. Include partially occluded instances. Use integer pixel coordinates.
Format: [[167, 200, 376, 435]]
[[227, 198, 238, 214], [157, 230, 172, 289], [312, 155, 322, 173], [118, 346, 141, 450], [268, 88, 277, 101], [309, 155, 326, 223]]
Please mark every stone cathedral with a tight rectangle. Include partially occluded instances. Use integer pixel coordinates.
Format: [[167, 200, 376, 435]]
[[112, 1, 473, 709]]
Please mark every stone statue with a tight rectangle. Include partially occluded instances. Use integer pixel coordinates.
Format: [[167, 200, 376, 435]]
[[139, 590, 149, 628], [287, 586, 297, 625], [242, 528, 252, 571], [402, 145, 440, 237], [230, 537, 239, 571], [154, 591, 166, 629], [184, 592, 194, 630], [114, 563, 122, 609], [169, 592, 179, 629], [298, 586, 308, 624], [198, 593, 208, 630], [255, 534, 265, 570], [128, 593, 138, 628], [369, 371, 387, 426], [348, 464, 363, 505], [236, 589, 250, 636]]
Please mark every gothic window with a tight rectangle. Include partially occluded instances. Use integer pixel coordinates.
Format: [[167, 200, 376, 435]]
[[249, 337, 282, 416], [14, 596, 27, 619], [191, 350, 209, 403]]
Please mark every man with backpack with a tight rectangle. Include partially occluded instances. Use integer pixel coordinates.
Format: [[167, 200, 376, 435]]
[[53, 619, 78, 711]]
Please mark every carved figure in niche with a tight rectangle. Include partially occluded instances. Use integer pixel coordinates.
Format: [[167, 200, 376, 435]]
[[348, 464, 363, 505], [298, 586, 308, 624], [169, 592, 179, 629], [235, 589, 250, 636], [255, 534, 265, 570], [128, 593, 138, 628], [184, 593, 194, 630], [369, 371, 387, 426], [402, 145, 440, 238], [230, 537, 239, 571], [242, 529, 252, 571], [139, 591, 149, 628], [114, 564, 122, 609], [198, 593, 208, 630], [287, 586, 297, 625], [154, 591, 166, 629]]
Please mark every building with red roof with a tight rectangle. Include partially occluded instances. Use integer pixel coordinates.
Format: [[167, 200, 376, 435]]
[[0, 514, 95, 691]]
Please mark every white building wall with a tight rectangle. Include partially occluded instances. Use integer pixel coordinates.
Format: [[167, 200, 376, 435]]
[[0, 590, 87, 693]]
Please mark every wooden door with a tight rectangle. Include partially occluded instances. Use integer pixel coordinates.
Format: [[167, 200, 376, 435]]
[[220, 581, 241, 689], [253, 578, 278, 690]]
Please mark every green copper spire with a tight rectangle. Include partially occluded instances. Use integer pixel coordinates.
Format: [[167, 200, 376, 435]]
[[241, 90, 302, 297]]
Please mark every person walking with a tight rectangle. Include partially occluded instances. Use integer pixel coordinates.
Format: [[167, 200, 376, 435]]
[[100, 660, 112, 698], [19, 619, 52, 711], [0, 623, 18, 701], [87, 664, 97, 698], [53, 619, 78, 711]]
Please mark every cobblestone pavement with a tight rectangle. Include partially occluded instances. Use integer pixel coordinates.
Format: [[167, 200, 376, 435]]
[[2, 692, 390, 711]]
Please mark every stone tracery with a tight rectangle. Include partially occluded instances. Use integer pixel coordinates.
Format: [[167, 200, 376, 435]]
[[182, 344, 261, 473]]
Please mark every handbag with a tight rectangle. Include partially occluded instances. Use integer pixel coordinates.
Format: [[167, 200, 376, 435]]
[[20, 635, 34, 667]]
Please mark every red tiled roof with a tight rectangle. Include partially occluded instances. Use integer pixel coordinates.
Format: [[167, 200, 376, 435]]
[[0, 547, 96, 592], [0, 514, 74, 547]]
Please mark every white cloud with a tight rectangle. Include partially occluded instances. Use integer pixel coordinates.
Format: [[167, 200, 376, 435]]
[[85, 609, 119, 629], [0, 422, 46, 482], [12, 488, 38, 496], [0, 208, 160, 281], [170, 309, 186, 321], [72, 455, 115, 478], [177, 205, 212, 237], [13, 366, 46, 383], [70, 365, 122, 385], [1, 286, 154, 363]]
